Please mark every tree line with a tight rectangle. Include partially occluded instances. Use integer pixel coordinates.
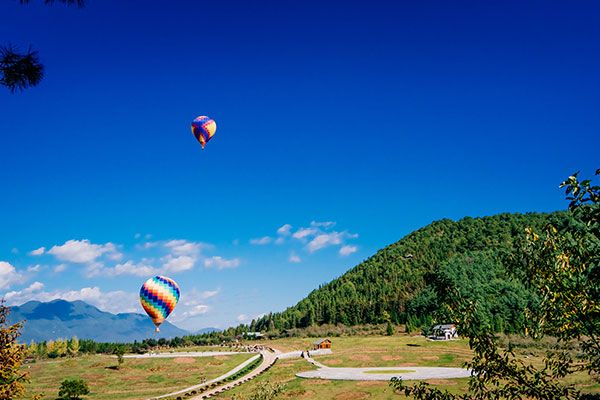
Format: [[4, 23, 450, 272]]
[[249, 211, 572, 335]]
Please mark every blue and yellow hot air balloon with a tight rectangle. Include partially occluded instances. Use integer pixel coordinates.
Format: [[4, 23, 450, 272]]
[[139, 276, 180, 332], [191, 116, 217, 150]]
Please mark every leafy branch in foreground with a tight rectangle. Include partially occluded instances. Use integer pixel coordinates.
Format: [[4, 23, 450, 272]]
[[391, 168, 600, 400], [2, 0, 83, 92], [18, 0, 85, 7], [0, 45, 44, 92], [0, 300, 29, 399]]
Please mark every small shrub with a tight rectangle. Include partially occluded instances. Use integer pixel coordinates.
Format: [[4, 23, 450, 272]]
[[58, 378, 89, 400]]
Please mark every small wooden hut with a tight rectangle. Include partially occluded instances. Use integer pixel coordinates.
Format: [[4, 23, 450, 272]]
[[313, 338, 332, 350]]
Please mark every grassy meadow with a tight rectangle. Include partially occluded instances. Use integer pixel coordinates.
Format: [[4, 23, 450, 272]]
[[215, 336, 471, 400], [23, 353, 252, 400], [214, 335, 599, 399], [21, 335, 600, 400]]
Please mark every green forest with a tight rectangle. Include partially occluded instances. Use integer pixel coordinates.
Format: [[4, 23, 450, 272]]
[[251, 211, 573, 334]]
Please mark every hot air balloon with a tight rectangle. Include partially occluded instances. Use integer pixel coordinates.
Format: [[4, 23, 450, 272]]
[[191, 116, 217, 149], [139, 276, 180, 332]]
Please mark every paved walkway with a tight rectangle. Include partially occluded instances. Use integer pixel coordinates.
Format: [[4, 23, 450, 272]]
[[188, 350, 278, 399], [149, 353, 261, 399], [276, 349, 332, 359], [146, 346, 469, 399], [297, 359, 471, 381]]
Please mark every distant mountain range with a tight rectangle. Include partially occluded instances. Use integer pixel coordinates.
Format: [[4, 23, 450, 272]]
[[7, 299, 202, 343]]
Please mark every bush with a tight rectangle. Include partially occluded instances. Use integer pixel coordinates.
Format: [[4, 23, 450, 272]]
[[386, 322, 395, 336], [58, 378, 89, 400]]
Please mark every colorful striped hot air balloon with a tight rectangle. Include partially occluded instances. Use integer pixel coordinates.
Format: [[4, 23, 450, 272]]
[[191, 116, 217, 150], [139, 276, 180, 332]]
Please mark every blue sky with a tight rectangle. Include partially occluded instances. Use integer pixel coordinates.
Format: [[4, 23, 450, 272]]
[[0, 0, 598, 330]]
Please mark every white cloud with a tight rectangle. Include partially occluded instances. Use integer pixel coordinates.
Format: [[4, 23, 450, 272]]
[[101, 260, 156, 277], [310, 221, 336, 229], [47, 240, 121, 264], [88, 253, 198, 278], [27, 281, 45, 292], [179, 304, 209, 318], [164, 239, 208, 256], [250, 236, 272, 245], [53, 264, 67, 273], [289, 252, 301, 263], [107, 251, 123, 261], [4, 281, 44, 302], [199, 289, 219, 299], [339, 245, 358, 256], [274, 237, 285, 245], [27, 264, 42, 273], [182, 289, 220, 310], [307, 232, 344, 253], [237, 314, 248, 322], [204, 256, 240, 270], [4, 285, 138, 314], [0, 261, 24, 289], [162, 255, 196, 273], [307, 230, 358, 253], [134, 233, 142, 239], [277, 224, 292, 236], [285, 221, 360, 254], [29, 247, 45, 256], [292, 228, 318, 240]]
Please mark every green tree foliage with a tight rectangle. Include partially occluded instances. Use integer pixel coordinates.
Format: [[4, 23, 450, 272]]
[[252, 211, 569, 334], [113, 346, 125, 369], [386, 321, 395, 336], [0, 301, 28, 399], [391, 168, 600, 400], [58, 378, 90, 400]]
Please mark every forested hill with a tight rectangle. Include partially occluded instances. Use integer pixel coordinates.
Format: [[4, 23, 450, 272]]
[[252, 211, 571, 333]]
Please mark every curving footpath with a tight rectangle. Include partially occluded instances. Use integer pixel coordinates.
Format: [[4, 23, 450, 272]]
[[149, 352, 262, 400], [186, 349, 278, 399], [298, 355, 471, 381]]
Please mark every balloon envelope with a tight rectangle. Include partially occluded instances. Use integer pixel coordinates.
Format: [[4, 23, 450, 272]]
[[139, 275, 180, 331], [191, 116, 217, 149]]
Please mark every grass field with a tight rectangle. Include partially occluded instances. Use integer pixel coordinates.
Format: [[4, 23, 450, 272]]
[[22, 353, 253, 400], [214, 336, 471, 400], [214, 335, 599, 399], [164, 346, 249, 353], [21, 336, 600, 400]]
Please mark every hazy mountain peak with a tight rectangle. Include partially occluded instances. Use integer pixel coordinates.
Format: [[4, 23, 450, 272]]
[[8, 299, 190, 343]]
